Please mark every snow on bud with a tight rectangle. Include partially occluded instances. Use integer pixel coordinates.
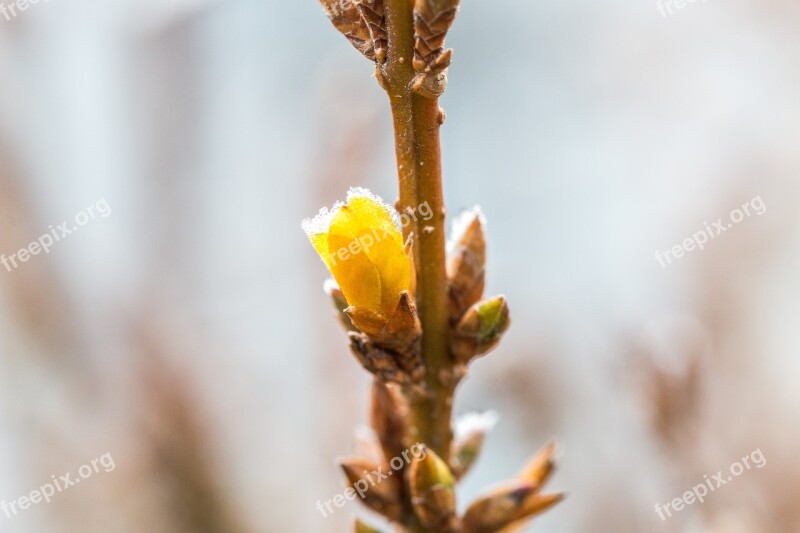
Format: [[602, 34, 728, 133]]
[[451, 411, 499, 479], [447, 207, 486, 322]]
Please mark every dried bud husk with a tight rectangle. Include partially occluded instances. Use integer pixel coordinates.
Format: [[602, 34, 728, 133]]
[[518, 441, 557, 492], [452, 296, 511, 364], [346, 307, 389, 339], [353, 425, 383, 462], [320, 0, 386, 63], [497, 493, 565, 533], [354, 519, 383, 533], [346, 291, 421, 348], [383, 291, 422, 349], [451, 412, 498, 480], [347, 292, 424, 384], [355, 0, 387, 63], [447, 208, 486, 322], [349, 333, 408, 384], [412, 0, 461, 97], [325, 279, 357, 332], [370, 380, 409, 463], [464, 441, 563, 532], [411, 54, 451, 98], [462, 482, 564, 533], [340, 457, 403, 522], [408, 446, 459, 532], [320, 0, 376, 60], [463, 482, 534, 533]]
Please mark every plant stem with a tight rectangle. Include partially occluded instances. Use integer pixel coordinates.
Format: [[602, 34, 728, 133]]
[[383, 0, 453, 464], [383, 0, 418, 240], [409, 94, 453, 460]]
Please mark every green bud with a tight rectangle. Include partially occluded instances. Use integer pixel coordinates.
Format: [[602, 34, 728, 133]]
[[452, 296, 511, 363], [408, 446, 458, 532]]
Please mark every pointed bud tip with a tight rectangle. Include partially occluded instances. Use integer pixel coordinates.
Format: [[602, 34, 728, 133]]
[[354, 519, 382, 533], [519, 440, 559, 490], [447, 206, 486, 253], [411, 445, 455, 489], [476, 295, 510, 339]]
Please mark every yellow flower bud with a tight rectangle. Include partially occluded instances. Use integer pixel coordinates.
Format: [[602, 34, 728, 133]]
[[303, 188, 412, 322]]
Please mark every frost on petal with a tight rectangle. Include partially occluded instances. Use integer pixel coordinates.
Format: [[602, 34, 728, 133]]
[[347, 187, 402, 229], [302, 202, 343, 269]]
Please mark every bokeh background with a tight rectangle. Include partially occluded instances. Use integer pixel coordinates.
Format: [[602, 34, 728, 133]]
[[1, 0, 799, 531]]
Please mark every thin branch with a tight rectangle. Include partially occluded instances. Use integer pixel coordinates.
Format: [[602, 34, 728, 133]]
[[383, 0, 453, 466]]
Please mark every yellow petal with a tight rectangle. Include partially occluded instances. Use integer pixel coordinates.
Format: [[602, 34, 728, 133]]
[[328, 210, 383, 314], [309, 232, 332, 269]]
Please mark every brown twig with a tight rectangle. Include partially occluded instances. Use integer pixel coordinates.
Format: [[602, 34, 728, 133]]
[[382, 0, 453, 468]]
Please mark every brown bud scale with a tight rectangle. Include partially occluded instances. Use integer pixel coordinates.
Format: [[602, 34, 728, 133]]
[[320, 0, 387, 63]]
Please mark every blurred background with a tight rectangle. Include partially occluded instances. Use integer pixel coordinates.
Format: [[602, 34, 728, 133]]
[[1, 0, 798, 531]]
